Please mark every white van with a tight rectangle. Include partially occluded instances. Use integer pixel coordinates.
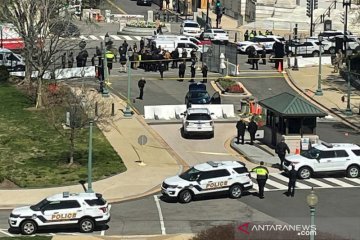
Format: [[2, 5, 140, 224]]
[[149, 35, 202, 46], [0, 48, 25, 72], [153, 40, 200, 58]]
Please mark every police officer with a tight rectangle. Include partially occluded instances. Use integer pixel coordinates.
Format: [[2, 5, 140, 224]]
[[178, 60, 186, 81], [247, 117, 258, 145], [251, 161, 269, 199], [201, 63, 208, 83], [137, 77, 146, 100], [287, 165, 297, 197], [244, 30, 249, 41], [190, 62, 196, 82], [236, 119, 246, 145], [275, 137, 290, 170], [105, 50, 115, 75]]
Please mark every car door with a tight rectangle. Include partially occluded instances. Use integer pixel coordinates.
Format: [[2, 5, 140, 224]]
[[329, 150, 351, 171], [315, 150, 337, 172], [41, 200, 81, 226], [198, 169, 232, 193]]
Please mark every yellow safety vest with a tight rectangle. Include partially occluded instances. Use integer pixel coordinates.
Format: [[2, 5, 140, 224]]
[[252, 166, 269, 177], [105, 51, 114, 59]]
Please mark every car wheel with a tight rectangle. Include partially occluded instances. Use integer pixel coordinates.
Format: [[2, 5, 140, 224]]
[[346, 165, 360, 178], [298, 167, 312, 179], [229, 184, 243, 198], [20, 220, 37, 235], [79, 218, 95, 233], [178, 189, 193, 203], [312, 51, 319, 57], [329, 47, 336, 54]]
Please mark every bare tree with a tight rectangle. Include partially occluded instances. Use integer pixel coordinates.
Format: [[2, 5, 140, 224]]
[[0, 0, 78, 108], [43, 84, 114, 165]]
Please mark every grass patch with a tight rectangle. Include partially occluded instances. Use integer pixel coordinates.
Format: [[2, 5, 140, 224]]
[[0, 84, 126, 188]]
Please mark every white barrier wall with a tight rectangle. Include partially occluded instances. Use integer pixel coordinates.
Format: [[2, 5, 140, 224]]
[[288, 56, 332, 68], [144, 104, 235, 120], [10, 66, 96, 80]]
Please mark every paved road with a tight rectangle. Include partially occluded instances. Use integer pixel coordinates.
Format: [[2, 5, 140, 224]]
[[1, 188, 359, 238]]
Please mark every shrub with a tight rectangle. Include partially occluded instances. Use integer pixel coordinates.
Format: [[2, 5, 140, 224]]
[[217, 78, 236, 90], [0, 65, 10, 83], [227, 84, 244, 93]]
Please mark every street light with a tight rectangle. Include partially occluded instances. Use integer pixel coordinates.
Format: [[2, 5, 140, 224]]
[[101, 33, 110, 97], [306, 187, 318, 240], [87, 108, 95, 193], [315, 34, 323, 96], [343, 0, 351, 58], [345, 56, 353, 115], [123, 47, 134, 117]]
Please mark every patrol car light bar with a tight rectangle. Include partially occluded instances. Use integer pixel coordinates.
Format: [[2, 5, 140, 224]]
[[63, 192, 70, 198], [207, 161, 221, 167], [321, 142, 333, 148]]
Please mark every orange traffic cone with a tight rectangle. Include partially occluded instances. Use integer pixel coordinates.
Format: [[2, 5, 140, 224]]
[[249, 101, 255, 114], [278, 62, 282, 73], [295, 148, 300, 154]]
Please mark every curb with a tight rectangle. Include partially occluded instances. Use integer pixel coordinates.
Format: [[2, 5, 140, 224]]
[[285, 69, 360, 133]]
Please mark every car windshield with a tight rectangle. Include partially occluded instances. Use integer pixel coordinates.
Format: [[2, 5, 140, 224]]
[[214, 30, 225, 34], [190, 91, 210, 99], [187, 113, 211, 121], [179, 167, 201, 181], [185, 23, 199, 28], [30, 198, 49, 211], [301, 147, 321, 159]]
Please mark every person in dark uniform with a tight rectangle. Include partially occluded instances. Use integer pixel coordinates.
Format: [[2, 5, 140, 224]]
[[159, 61, 165, 79], [190, 62, 196, 82], [236, 119, 246, 145], [178, 60, 186, 81], [137, 77, 146, 100], [91, 54, 96, 66], [171, 48, 179, 68], [261, 46, 267, 65], [68, 52, 74, 68], [244, 30, 249, 41], [122, 40, 128, 53], [252, 50, 259, 70], [251, 161, 269, 199], [201, 63, 208, 83], [275, 138, 290, 170], [61, 53, 66, 68], [181, 49, 187, 60], [247, 117, 258, 145], [287, 165, 297, 197], [140, 38, 145, 51]]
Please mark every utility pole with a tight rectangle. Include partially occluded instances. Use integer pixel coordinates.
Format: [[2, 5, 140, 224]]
[[206, 0, 210, 29], [307, 0, 318, 36]]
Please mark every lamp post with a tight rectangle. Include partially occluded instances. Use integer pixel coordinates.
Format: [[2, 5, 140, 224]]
[[306, 187, 318, 240], [343, 0, 351, 58], [123, 48, 134, 117], [315, 34, 323, 96], [345, 57, 353, 115], [0, 25, 3, 48], [87, 109, 95, 193], [206, 0, 210, 29]]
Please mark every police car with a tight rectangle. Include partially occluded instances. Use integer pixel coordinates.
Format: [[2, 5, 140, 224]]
[[161, 161, 253, 203], [8, 192, 111, 235], [181, 108, 214, 138]]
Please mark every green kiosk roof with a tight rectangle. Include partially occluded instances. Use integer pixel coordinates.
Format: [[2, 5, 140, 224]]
[[259, 92, 327, 117]]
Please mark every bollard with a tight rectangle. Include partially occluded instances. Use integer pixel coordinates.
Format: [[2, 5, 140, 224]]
[[167, 12, 169, 22], [95, 102, 98, 116], [111, 103, 115, 116]]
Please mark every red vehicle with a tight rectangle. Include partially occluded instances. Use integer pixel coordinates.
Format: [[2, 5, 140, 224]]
[[0, 24, 25, 51]]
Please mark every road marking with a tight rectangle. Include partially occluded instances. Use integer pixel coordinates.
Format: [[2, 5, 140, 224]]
[[123, 35, 133, 41], [303, 178, 333, 188], [106, 0, 127, 14], [89, 35, 99, 40], [79, 35, 88, 40], [99, 35, 105, 40], [110, 35, 122, 40], [153, 195, 166, 235], [0, 230, 13, 237], [271, 174, 312, 189], [265, 179, 288, 189], [326, 178, 354, 187], [344, 177, 360, 185], [101, 230, 105, 236], [134, 36, 142, 41]]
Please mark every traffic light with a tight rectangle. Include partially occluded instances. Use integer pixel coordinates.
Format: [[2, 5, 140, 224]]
[[314, 0, 318, 9], [306, 0, 312, 17], [293, 24, 298, 39], [215, 0, 221, 15], [216, 0, 221, 7]]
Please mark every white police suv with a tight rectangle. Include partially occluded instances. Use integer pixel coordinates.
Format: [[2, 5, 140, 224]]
[[8, 192, 111, 235], [182, 108, 214, 138], [283, 142, 360, 179], [161, 161, 253, 203]]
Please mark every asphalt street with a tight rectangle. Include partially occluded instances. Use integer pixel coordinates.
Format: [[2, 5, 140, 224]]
[[1, 188, 359, 238]]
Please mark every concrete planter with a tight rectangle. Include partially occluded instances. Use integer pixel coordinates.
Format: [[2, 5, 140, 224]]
[[215, 80, 252, 98]]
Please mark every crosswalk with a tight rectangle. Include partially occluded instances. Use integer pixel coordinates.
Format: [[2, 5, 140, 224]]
[[64, 35, 143, 41], [250, 173, 360, 192]]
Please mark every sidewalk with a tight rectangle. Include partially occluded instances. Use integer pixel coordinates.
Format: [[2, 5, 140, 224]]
[[51, 233, 194, 240], [287, 65, 360, 131], [0, 92, 182, 209]]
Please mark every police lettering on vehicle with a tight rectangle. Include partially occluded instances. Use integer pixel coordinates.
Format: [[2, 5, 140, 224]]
[[206, 181, 228, 189], [51, 213, 76, 220]]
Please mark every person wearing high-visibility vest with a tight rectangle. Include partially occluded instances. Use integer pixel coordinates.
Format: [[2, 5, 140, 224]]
[[105, 50, 115, 75], [251, 161, 269, 199]]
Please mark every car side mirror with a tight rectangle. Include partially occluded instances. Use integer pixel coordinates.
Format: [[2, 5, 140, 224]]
[[211, 113, 214, 115]]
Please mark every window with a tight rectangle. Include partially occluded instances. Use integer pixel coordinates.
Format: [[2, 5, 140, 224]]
[[177, 43, 185, 48], [184, 23, 199, 28], [303, 42, 313, 47], [200, 170, 230, 180], [0, 54, 3, 60], [60, 200, 81, 209], [214, 30, 225, 34], [335, 150, 349, 157], [319, 150, 336, 159], [352, 150, 360, 156], [42, 201, 62, 211], [85, 198, 107, 206], [187, 113, 211, 121], [179, 167, 201, 181], [233, 167, 248, 174]]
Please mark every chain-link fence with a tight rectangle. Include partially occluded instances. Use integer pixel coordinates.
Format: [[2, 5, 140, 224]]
[[203, 42, 239, 74]]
